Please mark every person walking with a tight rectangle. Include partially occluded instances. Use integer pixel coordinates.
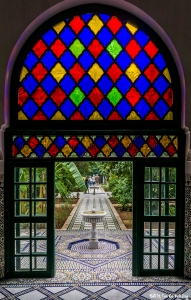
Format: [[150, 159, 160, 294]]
[[85, 176, 89, 193], [92, 175, 95, 186]]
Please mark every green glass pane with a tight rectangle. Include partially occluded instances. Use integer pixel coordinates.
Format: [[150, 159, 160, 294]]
[[32, 201, 47, 216], [161, 184, 176, 199], [70, 87, 85, 106], [15, 257, 30, 271], [14, 184, 29, 199], [151, 184, 159, 198], [161, 167, 176, 182], [161, 222, 175, 237], [32, 184, 47, 199], [151, 201, 159, 216], [15, 201, 30, 216], [107, 87, 122, 106], [15, 223, 30, 237], [32, 256, 47, 270], [15, 240, 30, 254], [151, 167, 160, 182], [144, 184, 150, 198], [32, 223, 47, 237], [69, 39, 85, 58], [106, 39, 122, 58], [32, 168, 47, 182], [144, 167, 150, 182], [14, 167, 30, 183], [144, 200, 150, 215], [161, 201, 176, 216]]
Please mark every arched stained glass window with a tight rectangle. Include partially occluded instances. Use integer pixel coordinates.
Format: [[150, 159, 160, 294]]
[[11, 5, 180, 128]]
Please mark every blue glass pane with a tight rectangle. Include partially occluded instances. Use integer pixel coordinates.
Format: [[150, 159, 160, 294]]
[[135, 99, 150, 118], [79, 99, 94, 118], [99, 13, 110, 22], [60, 27, 75, 46], [23, 99, 38, 118], [116, 51, 132, 71], [78, 27, 94, 46], [15, 137, 25, 149], [154, 53, 166, 71], [97, 51, 113, 71], [154, 144, 164, 157], [134, 30, 149, 47], [97, 27, 113, 47], [154, 100, 168, 118], [41, 75, 57, 94], [114, 144, 126, 157], [75, 144, 86, 156], [60, 51, 75, 70], [135, 51, 150, 71], [81, 13, 93, 22], [41, 99, 57, 118], [24, 52, 38, 70], [22, 75, 38, 94], [41, 51, 57, 70], [153, 76, 168, 94], [116, 99, 132, 118], [97, 75, 113, 94], [116, 76, 131, 94], [42, 29, 57, 46], [60, 99, 76, 118], [34, 145, 46, 158], [134, 136, 145, 148], [94, 136, 106, 148], [54, 136, 66, 149], [135, 75, 150, 94], [79, 51, 94, 71], [97, 99, 113, 118], [116, 27, 131, 47], [79, 75, 94, 94], [60, 75, 75, 95]]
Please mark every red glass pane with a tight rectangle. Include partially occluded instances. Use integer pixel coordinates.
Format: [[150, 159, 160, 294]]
[[28, 137, 39, 149], [32, 87, 47, 106], [12, 145, 18, 157], [33, 111, 47, 120], [144, 41, 158, 58], [108, 136, 119, 147], [33, 39, 47, 58], [50, 39, 66, 58], [125, 40, 141, 59], [126, 87, 141, 106], [69, 16, 85, 34], [48, 144, 59, 157], [166, 144, 176, 156], [51, 87, 66, 106], [163, 88, 173, 107], [88, 144, 99, 157], [88, 87, 103, 106], [68, 136, 79, 149], [144, 64, 159, 83], [18, 87, 28, 106], [147, 136, 158, 148], [108, 111, 122, 120], [107, 63, 122, 82], [31, 63, 47, 82], [127, 144, 138, 157], [107, 16, 122, 34], [145, 111, 159, 120], [70, 111, 84, 120], [144, 88, 159, 107], [69, 63, 85, 82], [88, 39, 104, 58]]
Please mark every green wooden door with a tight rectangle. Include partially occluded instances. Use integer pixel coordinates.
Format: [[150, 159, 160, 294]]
[[133, 161, 184, 276], [5, 162, 55, 278]]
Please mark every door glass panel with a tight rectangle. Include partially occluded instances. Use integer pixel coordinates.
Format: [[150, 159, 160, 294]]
[[161, 184, 176, 199], [32, 257, 47, 270], [160, 255, 174, 269], [144, 222, 159, 236], [160, 222, 175, 236], [161, 167, 176, 182], [161, 201, 176, 216], [144, 167, 150, 181], [14, 184, 29, 199], [32, 240, 47, 253], [32, 184, 47, 199], [160, 239, 175, 253], [32, 223, 47, 237], [32, 201, 47, 216], [15, 201, 30, 216], [15, 257, 30, 271], [14, 168, 30, 183], [151, 201, 159, 216], [15, 223, 30, 237], [32, 168, 47, 182], [151, 167, 160, 182], [15, 240, 30, 254]]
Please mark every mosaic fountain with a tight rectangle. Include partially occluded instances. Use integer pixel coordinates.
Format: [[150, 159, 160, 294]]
[[81, 208, 107, 249]]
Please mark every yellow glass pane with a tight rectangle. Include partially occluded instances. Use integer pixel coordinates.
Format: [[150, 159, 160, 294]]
[[53, 21, 65, 34], [21, 145, 32, 157], [82, 136, 93, 148], [160, 136, 171, 148], [102, 144, 112, 157], [121, 136, 132, 148], [88, 15, 103, 34], [41, 137, 52, 149], [164, 111, 173, 120], [126, 22, 138, 34], [62, 144, 72, 157], [19, 66, 28, 82], [51, 111, 66, 120], [50, 63, 66, 82], [89, 111, 103, 120], [173, 137, 178, 150], [88, 63, 104, 82], [163, 68, 171, 83], [126, 63, 141, 82], [127, 111, 140, 120], [141, 144, 151, 157], [18, 111, 28, 120]]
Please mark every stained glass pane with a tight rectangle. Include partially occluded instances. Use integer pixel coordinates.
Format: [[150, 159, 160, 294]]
[[17, 12, 173, 121]]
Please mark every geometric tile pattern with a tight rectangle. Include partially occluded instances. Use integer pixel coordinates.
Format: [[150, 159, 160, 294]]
[[184, 173, 191, 278], [0, 173, 4, 279], [18, 13, 173, 121], [12, 134, 179, 158]]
